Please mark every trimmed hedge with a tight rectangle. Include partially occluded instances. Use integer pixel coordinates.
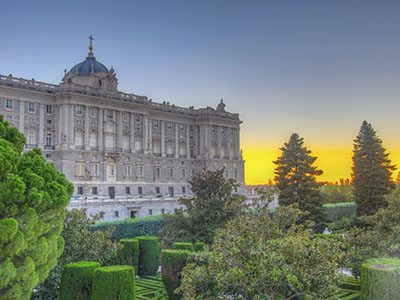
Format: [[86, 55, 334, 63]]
[[118, 238, 139, 276], [91, 266, 135, 300], [194, 242, 205, 252], [161, 250, 189, 300], [60, 261, 100, 300], [90, 215, 165, 241], [361, 258, 400, 300], [137, 236, 160, 276], [172, 242, 194, 252], [323, 202, 356, 222]]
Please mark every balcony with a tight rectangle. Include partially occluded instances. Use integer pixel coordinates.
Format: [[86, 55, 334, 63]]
[[166, 154, 174, 158], [154, 153, 161, 157], [179, 155, 187, 159], [25, 144, 38, 149], [44, 145, 55, 150]]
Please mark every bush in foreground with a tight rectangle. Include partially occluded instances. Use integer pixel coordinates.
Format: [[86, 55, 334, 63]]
[[172, 243, 194, 252], [137, 236, 160, 276], [118, 239, 139, 276], [161, 250, 189, 300]]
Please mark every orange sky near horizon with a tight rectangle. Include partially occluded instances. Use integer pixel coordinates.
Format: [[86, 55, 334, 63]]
[[243, 146, 400, 185]]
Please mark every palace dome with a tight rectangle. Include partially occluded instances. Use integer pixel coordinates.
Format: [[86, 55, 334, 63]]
[[69, 56, 109, 75]]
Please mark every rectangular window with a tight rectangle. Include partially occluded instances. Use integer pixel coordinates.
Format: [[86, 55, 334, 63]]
[[138, 166, 143, 177], [168, 187, 174, 197], [161, 208, 165, 214], [155, 168, 160, 178], [125, 165, 132, 177], [182, 169, 186, 178], [114, 211, 119, 217], [92, 187, 98, 195], [153, 120, 159, 128], [138, 186, 143, 196], [126, 186, 131, 194], [45, 133, 52, 146], [180, 124, 184, 131], [182, 186, 186, 194], [77, 163, 84, 176], [6, 99, 13, 109], [155, 187, 160, 194], [135, 114, 141, 123], [77, 186, 83, 195], [46, 154, 51, 158], [92, 164, 99, 177], [109, 187, 115, 199], [46, 105, 53, 114], [167, 122, 172, 129], [28, 103, 35, 112], [169, 169, 173, 177], [76, 106, 82, 115], [46, 119, 52, 124], [107, 110, 113, 119], [149, 209, 153, 216]]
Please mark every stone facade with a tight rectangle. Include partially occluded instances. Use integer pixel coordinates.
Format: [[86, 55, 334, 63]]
[[0, 45, 245, 222]]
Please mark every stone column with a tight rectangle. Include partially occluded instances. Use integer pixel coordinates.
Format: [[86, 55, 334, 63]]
[[130, 113, 135, 153], [98, 108, 103, 150], [84, 106, 90, 150], [186, 124, 190, 158], [143, 115, 149, 154], [38, 104, 45, 148], [217, 126, 222, 158], [18, 101, 24, 134], [58, 105, 65, 146], [175, 123, 179, 158], [68, 105, 74, 147], [161, 120, 166, 157], [148, 118, 152, 153], [116, 111, 122, 151]]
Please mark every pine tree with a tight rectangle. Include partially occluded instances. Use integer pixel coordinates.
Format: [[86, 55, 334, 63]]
[[274, 133, 326, 232], [352, 121, 396, 217]]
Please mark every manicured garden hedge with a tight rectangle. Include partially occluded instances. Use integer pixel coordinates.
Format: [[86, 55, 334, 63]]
[[60, 261, 100, 300], [118, 238, 139, 276], [90, 215, 165, 241], [137, 236, 160, 276], [194, 242, 205, 252], [91, 266, 135, 300], [323, 202, 356, 222], [361, 258, 400, 300], [172, 242, 194, 252], [161, 250, 190, 300]]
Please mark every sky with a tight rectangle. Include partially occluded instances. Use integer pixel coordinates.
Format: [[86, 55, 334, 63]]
[[1, 0, 400, 184]]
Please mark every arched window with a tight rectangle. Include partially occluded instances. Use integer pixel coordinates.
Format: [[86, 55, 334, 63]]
[[179, 143, 185, 156], [106, 158, 116, 181], [167, 141, 173, 155], [135, 136, 142, 151], [74, 130, 83, 147], [122, 135, 130, 150], [89, 132, 98, 148], [153, 140, 160, 155]]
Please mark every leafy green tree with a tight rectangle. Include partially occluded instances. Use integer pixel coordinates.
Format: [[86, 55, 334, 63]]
[[31, 209, 118, 300], [159, 168, 247, 247], [0, 115, 74, 300], [274, 133, 326, 232], [178, 197, 344, 300], [352, 121, 396, 217]]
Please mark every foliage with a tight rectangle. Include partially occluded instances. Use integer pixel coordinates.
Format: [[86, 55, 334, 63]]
[[172, 243, 194, 252], [343, 196, 400, 278], [360, 258, 400, 300], [352, 121, 396, 217], [323, 202, 356, 222], [117, 238, 139, 276], [31, 209, 118, 300], [326, 216, 355, 233], [321, 185, 354, 204], [59, 261, 100, 300], [137, 236, 160, 276], [161, 250, 189, 300], [194, 242, 205, 252], [159, 168, 247, 248], [274, 133, 327, 233], [91, 266, 135, 300], [0, 115, 73, 300], [90, 215, 165, 242], [178, 199, 345, 300]]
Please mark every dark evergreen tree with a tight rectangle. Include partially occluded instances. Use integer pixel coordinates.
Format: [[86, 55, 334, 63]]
[[273, 133, 326, 232], [352, 121, 396, 217]]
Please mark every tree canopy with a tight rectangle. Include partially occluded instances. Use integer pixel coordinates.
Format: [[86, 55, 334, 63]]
[[0, 115, 73, 299], [352, 121, 396, 217], [274, 133, 326, 232]]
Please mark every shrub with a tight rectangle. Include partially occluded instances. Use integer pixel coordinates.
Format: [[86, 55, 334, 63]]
[[161, 250, 189, 300], [136, 236, 160, 276], [117, 238, 139, 275], [172, 243, 194, 252], [59, 261, 100, 300], [91, 266, 135, 300], [90, 215, 165, 241], [323, 202, 356, 222], [360, 258, 400, 300], [194, 242, 205, 252]]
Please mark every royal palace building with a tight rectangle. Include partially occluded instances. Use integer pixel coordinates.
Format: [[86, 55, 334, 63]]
[[0, 41, 245, 221]]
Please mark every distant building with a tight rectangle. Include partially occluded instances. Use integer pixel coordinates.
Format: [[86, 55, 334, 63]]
[[245, 184, 279, 210], [0, 39, 245, 221]]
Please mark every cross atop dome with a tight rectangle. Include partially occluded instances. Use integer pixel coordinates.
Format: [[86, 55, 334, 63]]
[[88, 35, 94, 56]]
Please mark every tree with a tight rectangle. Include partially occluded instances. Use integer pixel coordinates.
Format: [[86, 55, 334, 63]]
[[158, 168, 247, 247], [352, 121, 396, 217], [178, 198, 344, 300], [31, 209, 118, 300], [273, 133, 326, 232], [0, 115, 74, 300]]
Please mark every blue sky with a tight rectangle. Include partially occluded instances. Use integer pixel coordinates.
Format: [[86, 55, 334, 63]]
[[2, 1, 400, 183]]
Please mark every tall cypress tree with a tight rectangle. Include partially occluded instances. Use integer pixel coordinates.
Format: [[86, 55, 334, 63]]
[[274, 133, 326, 232], [352, 121, 396, 217]]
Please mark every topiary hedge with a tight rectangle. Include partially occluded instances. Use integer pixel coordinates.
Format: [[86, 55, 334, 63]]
[[161, 250, 189, 300], [172, 242, 194, 252], [136, 236, 160, 276], [91, 266, 135, 300], [59, 261, 100, 300], [360, 258, 400, 300], [194, 242, 205, 252], [323, 202, 356, 222], [118, 238, 139, 276], [90, 215, 165, 241]]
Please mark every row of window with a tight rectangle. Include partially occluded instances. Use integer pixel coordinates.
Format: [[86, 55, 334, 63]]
[[77, 186, 185, 198], [3, 99, 53, 114]]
